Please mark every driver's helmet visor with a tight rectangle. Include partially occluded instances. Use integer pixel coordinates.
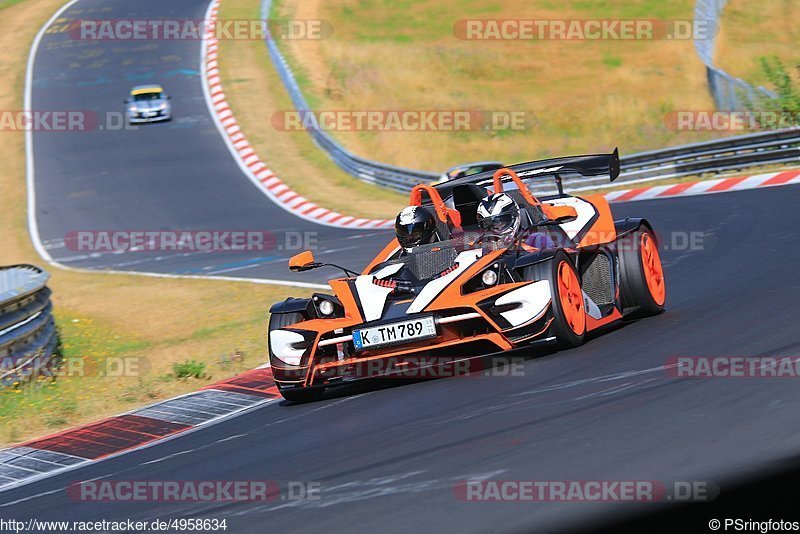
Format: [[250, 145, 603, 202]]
[[479, 213, 517, 235], [397, 222, 428, 248]]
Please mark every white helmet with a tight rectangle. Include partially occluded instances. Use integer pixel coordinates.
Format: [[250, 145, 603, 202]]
[[476, 193, 520, 239]]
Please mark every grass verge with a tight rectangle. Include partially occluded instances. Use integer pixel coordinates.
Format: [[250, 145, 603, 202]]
[[715, 0, 799, 87], [0, 0, 310, 447], [268, 0, 724, 171]]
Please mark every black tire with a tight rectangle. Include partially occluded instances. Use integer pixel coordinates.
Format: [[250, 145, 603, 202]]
[[618, 227, 666, 317], [278, 387, 325, 403], [268, 311, 304, 332], [523, 251, 585, 348], [268, 312, 325, 403]]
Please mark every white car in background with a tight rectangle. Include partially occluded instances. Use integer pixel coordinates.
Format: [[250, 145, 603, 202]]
[[125, 84, 172, 124]]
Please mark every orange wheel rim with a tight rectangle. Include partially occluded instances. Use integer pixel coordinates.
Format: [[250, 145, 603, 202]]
[[557, 261, 585, 336], [640, 233, 666, 306]]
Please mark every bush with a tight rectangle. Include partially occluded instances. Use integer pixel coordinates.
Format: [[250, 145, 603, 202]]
[[745, 56, 800, 127], [172, 360, 207, 380]]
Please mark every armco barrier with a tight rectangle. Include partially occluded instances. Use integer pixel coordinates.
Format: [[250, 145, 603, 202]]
[[0, 265, 59, 387]]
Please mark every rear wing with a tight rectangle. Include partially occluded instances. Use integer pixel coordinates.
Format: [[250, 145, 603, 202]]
[[436, 148, 620, 197], [507, 148, 620, 182]]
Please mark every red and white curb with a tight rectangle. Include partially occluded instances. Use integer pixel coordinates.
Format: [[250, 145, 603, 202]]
[[602, 169, 800, 203], [0, 368, 280, 493], [201, 0, 393, 230]]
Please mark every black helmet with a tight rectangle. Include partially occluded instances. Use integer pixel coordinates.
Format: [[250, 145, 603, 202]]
[[395, 206, 436, 249], [476, 193, 520, 239]]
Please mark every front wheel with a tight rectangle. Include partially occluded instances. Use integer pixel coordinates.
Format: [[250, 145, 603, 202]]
[[268, 312, 325, 403], [277, 386, 325, 403], [618, 227, 666, 317], [523, 252, 585, 348]]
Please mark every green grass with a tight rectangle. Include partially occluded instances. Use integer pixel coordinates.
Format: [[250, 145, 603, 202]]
[[0, 0, 27, 11], [171, 360, 208, 380], [57, 312, 152, 359], [569, 0, 688, 18], [603, 53, 623, 68], [268, 0, 723, 172], [715, 0, 798, 88]]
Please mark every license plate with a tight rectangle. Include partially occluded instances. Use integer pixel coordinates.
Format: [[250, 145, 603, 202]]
[[352, 316, 437, 351]]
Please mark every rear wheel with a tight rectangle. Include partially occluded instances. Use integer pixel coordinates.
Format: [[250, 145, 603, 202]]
[[618, 227, 666, 316], [268, 312, 325, 403], [523, 252, 585, 348]]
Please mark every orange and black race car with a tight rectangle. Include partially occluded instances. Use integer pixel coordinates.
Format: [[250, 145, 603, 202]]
[[267, 150, 666, 402]]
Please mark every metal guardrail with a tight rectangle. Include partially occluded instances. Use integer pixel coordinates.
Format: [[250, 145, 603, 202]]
[[562, 129, 800, 195], [262, 0, 798, 196], [0, 265, 59, 387]]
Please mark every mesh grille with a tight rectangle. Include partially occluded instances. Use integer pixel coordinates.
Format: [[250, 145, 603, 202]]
[[408, 246, 459, 280], [581, 253, 613, 305], [375, 237, 471, 281]]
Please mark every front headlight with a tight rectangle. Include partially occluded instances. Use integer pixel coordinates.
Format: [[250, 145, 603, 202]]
[[481, 269, 498, 286], [318, 300, 335, 316], [269, 329, 307, 366], [312, 294, 344, 318], [159, 103, 168, 110], [463, 262, 517, 294]]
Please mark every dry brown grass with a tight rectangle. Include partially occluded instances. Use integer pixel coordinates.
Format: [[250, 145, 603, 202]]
[[715, 0, 799, 86], [0, 0, 310, 446], [216, 0, 407, 220], [272, 0, 724, 172]]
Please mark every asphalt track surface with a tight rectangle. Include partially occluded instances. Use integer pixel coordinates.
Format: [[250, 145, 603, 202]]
[[31, 0, 389, 285], [16, 0, 800, 531], [6, 182, 800, 533]]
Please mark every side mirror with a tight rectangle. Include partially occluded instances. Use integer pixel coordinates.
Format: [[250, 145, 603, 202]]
[[289, 250, 317, 272], [167, 95, 172, 100]]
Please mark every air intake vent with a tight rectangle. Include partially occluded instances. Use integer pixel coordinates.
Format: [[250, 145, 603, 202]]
[[581, 253, 613, 305]]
